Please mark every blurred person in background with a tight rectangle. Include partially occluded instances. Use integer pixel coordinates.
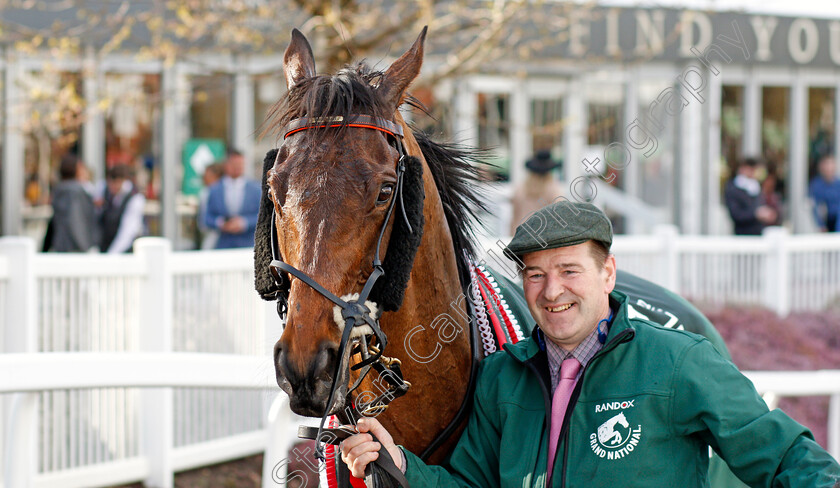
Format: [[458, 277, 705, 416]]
[[510, 149, 564, 235], [760, 163, 783, 227], [197, 162, 225, 250], [809, 155, 840, 233], [724, 157, 777, 235], [98, 164, 146, 253], [47, 153, 97, 252], [203, 149, 261, 249]]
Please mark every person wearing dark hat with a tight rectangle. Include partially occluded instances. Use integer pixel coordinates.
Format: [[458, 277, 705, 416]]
[[341, 200, 840, 487], [510, 150, 564, 235], [98, 164, 146, 254], [526, 149, 563, 174]]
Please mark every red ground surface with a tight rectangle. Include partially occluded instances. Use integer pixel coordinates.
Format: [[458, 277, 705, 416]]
[[111, 306, 840, 487], [703, 306, 840, 448]]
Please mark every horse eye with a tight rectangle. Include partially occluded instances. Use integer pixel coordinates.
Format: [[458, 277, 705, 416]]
[[376, 184, 394, 205]]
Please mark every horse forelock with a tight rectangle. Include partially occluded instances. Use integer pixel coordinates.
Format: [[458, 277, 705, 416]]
[[264, 62, 393, 144]]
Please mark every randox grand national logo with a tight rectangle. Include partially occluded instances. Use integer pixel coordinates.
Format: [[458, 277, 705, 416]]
[[589, 412, 643, 460]]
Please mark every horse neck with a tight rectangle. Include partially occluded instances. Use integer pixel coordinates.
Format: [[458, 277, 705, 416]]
[[370, 113, 472, 457], [393, 112, 466, 329]]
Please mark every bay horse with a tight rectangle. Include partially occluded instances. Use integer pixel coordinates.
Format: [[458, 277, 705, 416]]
[[254, 27, 484, 466]]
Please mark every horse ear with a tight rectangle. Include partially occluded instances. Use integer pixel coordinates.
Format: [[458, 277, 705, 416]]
[[379, 26, 427, 109], [284, 28, 316, 90]]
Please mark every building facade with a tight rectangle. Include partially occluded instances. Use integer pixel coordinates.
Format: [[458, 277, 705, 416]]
[[1, 5, 839, 246], [451, 7, 840, 236]]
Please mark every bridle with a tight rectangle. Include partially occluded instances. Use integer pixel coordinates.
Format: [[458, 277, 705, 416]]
[[267, 114, 414, 459]]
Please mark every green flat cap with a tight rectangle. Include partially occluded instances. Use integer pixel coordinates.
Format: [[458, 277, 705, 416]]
[[505, 200, 612, 259]]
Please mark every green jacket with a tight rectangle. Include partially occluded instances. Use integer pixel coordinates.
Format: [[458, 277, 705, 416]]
[[402, 291, 840, 487]]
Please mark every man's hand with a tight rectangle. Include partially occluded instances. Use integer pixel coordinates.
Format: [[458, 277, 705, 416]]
[[221, 216, 246, 234], [755, 205, 777, 224], [340, 417, 402, 479]]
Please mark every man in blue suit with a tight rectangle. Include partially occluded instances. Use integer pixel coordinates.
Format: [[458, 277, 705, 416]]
[[204, 149, 262, 248]]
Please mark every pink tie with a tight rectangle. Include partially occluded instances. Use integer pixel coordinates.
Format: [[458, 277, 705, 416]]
[[546, 357, 581, 482]]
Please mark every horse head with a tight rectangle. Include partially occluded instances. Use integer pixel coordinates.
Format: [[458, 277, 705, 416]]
[[616, 412, 629, 428], [259, 28, 429, 417]]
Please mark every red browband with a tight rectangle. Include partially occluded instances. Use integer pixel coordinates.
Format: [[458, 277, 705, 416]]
[[282, 114, 404, 140]]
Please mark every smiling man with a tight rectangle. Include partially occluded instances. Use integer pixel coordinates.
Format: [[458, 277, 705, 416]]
[[521, 241, 614, 352], [342, 200, 840, 487]]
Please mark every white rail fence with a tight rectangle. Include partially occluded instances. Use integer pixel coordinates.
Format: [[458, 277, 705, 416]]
[[613, 226, 840, 315], [0, 353, 316, 488], [1, 354, 839, 488], [1, 231, 840, 487], [0, 236, 289, 488]]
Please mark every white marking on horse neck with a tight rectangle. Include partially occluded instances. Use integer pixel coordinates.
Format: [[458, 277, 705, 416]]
[[310, 219, 327, 268], [333, 293, 378, 338]]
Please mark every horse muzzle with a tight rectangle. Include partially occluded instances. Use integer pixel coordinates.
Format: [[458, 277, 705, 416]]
[[273, 338, 351, 417]]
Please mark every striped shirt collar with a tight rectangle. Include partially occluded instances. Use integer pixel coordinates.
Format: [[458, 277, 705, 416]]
[[545, 328, 603, 393], [541, 304, 615, 393]]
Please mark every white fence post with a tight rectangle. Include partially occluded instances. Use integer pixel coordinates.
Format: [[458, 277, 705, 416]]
[[830, 394, 840, 462], [4, 393, 39, 488], [0, 236, 38, 354], [262, 394, 290, 488], [762, 227, 790, 317], [264, 300, 283, 425], [655, 225, 680, 292], [0, 237, 39, 486], [262, 394, 315, 488], [135, 238, 174, 488]]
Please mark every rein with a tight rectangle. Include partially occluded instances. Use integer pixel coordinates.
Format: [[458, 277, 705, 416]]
[[267, 114, 413, 461]]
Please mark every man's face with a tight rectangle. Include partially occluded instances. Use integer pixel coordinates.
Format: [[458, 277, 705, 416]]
[[76, 164, 90, 182], [226, 155, 245, 179], [203, 168, 220, 186], [739, 164, 756, 179], [819, 157, 836, 181], [107, 177, 124, 196], [522, 242, 616, 351]]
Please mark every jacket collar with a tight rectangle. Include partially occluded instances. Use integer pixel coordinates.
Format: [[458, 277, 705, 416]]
[[503, 290, 632, 364]]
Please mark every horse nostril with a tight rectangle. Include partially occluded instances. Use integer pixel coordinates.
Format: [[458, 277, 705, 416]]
[[319, 342, 338, 355], [273, 341, 282, 362], [320, 342, 340, 362], [273, 341, 291, 378], [273, 341, 285, 370], [313, 342, 339, 379], [273, 340, 296, 396]]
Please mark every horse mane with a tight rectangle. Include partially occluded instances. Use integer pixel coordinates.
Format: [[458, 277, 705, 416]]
[[262, 62, 488, 290], [410, 127, 488, 287]]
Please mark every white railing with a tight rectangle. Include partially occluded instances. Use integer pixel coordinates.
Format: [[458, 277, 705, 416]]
[[0, 236, 286, 488], [743, 371, 840, 461], [479, 225, 840, 316], [0, 352, 315, 488], [3, 232, 840, 487], [1, 353, 836, 488], [612, 226, 840, 316]]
